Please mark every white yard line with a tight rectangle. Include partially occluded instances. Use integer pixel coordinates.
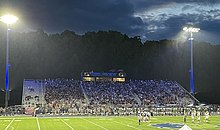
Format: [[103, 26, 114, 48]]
[[59, 118, 74, 130], [0, 118, 13, 120], [5, 118, 15, 130], [82, 118, 108, 130], [112, 120, 141, 130], [36, 117, 41, 130], [0, 117, 36, 120]]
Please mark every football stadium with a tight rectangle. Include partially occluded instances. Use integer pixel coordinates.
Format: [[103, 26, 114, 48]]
[[0, 72, 220, 130], [1, 1, 220, 130]]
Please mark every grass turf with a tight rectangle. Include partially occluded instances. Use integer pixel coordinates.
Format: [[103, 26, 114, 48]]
[[0, 116, 220, 130]]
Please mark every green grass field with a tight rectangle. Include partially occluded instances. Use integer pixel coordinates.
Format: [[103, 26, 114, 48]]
[[0, 116, 220, 130]]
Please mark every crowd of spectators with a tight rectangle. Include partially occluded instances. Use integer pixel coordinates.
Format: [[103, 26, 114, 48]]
[[128, 80, 193, 106], [44, 79, 86, 115], [1, 79, 220, 116], [0, 105, 24, 116], [81, 80, 193, 107], [81, 81, 137, 108], [41, 79, 195, 115]]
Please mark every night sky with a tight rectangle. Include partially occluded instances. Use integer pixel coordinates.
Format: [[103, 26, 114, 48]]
[[0, 0, 220, 44]]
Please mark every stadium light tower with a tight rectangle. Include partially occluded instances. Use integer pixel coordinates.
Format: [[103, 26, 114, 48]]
[[183, 27, 200, 96], [0, 14, 18, 108]]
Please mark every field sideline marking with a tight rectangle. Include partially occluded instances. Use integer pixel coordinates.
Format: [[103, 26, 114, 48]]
[[36, 117, 41, 130], [5, 118, 15, 130], [112, 120, 141, 130], [59, 118, 74, 130], [81, 118, 108, 130]]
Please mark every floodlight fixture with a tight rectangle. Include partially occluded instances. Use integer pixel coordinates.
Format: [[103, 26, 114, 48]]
[[182, 26, 200, 96], [183, 27, 200, 33], [0, 14, 18, 25]]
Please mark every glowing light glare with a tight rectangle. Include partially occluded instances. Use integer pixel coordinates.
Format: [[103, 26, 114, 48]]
[[183, 27, 200, 32], [0, 14, 18, 24], [172, 31, 187, 43]]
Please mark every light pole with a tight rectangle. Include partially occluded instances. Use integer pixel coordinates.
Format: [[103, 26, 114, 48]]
[[0, 14, 18, 108], [183, 27, 200, 96]]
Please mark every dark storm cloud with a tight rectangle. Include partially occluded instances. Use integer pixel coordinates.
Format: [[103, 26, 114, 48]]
[[0, 0, 144, 35], [133, 0, 220, 44], [181, 4, 194, 11], [141, 10, 220, 44], [0, 0, 220, 44]]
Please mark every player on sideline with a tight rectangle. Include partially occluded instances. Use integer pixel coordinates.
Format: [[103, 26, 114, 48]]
[[183, 110, 187, 124], [143, 112, 147, 122], [138, 113, 142, 125], [143, 112, 150, 122], [204, 110, 209, 123], [147, 112, 151, 121], [33, 107, 39, 117], [191, 108, 196, 123], [197, 110, 201, 124]]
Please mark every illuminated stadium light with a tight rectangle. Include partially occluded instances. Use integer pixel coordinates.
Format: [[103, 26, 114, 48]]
[[183, 26, 200, 96], [0, 14, 18, 25], [0, 14, 18, 108], [183, 27, 200, 33]]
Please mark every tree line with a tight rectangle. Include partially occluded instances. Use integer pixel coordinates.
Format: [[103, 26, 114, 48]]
[[0, 29, 219, 106]]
